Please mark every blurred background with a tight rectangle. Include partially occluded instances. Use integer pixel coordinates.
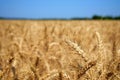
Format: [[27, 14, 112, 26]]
[[0, 0, 120, 20]]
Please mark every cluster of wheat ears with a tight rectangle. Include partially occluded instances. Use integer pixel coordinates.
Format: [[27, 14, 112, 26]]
[[0, 20, 120, 80]]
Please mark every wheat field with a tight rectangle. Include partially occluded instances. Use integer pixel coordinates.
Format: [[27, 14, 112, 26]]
[[0, 20, 120, 80]]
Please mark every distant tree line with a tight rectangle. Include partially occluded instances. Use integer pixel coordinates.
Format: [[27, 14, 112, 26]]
[[92, 15, 120, 20], [71, 15, 120, 20], [0, 15, 120, 20], [0, 17, 5, 19]]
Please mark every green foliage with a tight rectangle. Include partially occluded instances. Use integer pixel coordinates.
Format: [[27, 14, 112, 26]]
[[92, 15, 120, 20], [0, 17, 5, 19], [114, 16, 120, 20], [92, 15, 103, 19], [70, 17, 90, 20]]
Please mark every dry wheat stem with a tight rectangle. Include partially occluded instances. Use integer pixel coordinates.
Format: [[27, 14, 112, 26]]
[[40, 69, 70, 80], [37, 51, 50, 73], [78, 61, 96, 79], [40, 69, 59, 79]]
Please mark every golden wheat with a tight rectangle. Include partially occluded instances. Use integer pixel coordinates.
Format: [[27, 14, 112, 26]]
[[0, 20, 120, 80]]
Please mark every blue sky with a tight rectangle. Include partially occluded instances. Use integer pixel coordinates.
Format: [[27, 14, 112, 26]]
[[0, 0, 120, 18]]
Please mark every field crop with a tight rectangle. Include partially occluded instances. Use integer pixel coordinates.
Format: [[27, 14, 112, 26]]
[[0, 20, 120, 80]]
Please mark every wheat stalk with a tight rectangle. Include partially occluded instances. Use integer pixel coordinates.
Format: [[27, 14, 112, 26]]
[[65, 39, 88, 62], [95, 32, 108, 80], [40, 69, 70, 80], [78, 61, 96, 79]]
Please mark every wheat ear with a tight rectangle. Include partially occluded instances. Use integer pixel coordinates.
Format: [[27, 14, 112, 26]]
[[66, 40, 88, 62], [96, 32, 108, 80]]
